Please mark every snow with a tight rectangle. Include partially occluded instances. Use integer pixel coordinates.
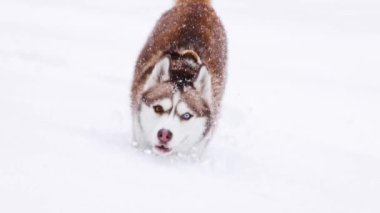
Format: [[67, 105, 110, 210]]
[[1, 0, 380, 212]]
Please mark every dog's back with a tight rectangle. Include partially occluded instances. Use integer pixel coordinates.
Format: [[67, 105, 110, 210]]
[[132, 0, 227, 118]]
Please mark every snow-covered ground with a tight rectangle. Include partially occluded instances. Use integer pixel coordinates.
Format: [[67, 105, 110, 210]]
[[1, 0, 380, 212]]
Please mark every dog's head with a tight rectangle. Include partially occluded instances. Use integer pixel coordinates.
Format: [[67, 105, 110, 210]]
[[138, 55, 213, 155]]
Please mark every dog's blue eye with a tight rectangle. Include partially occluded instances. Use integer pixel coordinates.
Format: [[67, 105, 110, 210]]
[[181, 112, 193, 120]]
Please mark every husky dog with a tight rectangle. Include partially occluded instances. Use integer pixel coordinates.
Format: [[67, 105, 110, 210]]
[[131, 0, 227, 156]]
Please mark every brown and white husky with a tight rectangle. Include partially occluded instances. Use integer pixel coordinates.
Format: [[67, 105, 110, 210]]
[[131, 0, 227, 156]]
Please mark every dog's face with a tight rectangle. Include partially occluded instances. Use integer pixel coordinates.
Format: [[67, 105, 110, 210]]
[[137, 57, 212, 155]]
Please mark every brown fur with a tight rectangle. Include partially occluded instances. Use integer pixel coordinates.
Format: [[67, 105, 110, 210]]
[[131, 0, 227, 122], [176, 0, 211, 5], [141, 83, 174, 107], [141, 83, 210, 118], [181, 89, 211, 117]]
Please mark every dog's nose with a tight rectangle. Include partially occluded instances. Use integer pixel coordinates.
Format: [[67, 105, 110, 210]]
[[157, 129, 172, 144]]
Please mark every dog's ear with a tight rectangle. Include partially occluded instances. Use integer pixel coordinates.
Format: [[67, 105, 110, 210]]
[[143, 56, 170, 91], [194, 66, 212, 104]]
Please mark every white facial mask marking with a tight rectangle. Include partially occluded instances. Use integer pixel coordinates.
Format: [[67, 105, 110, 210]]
[[177, 102, 192, 115], [135, 61, 213, 156], [138, 91, 208, 155], [157, 98, 172, 111]]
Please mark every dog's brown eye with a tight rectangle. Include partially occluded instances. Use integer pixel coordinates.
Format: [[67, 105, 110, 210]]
[[181, 112, 193, 120], [153, 105, 164, 114]]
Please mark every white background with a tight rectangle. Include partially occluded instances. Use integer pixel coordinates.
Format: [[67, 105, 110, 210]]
[[0, 0, 379, 212]]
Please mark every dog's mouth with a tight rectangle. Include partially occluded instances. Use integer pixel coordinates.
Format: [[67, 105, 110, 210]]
[[154, 145, 172, 154]]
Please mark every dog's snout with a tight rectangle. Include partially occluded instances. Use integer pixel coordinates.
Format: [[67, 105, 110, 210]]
[[157, 129, 173, 144]]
